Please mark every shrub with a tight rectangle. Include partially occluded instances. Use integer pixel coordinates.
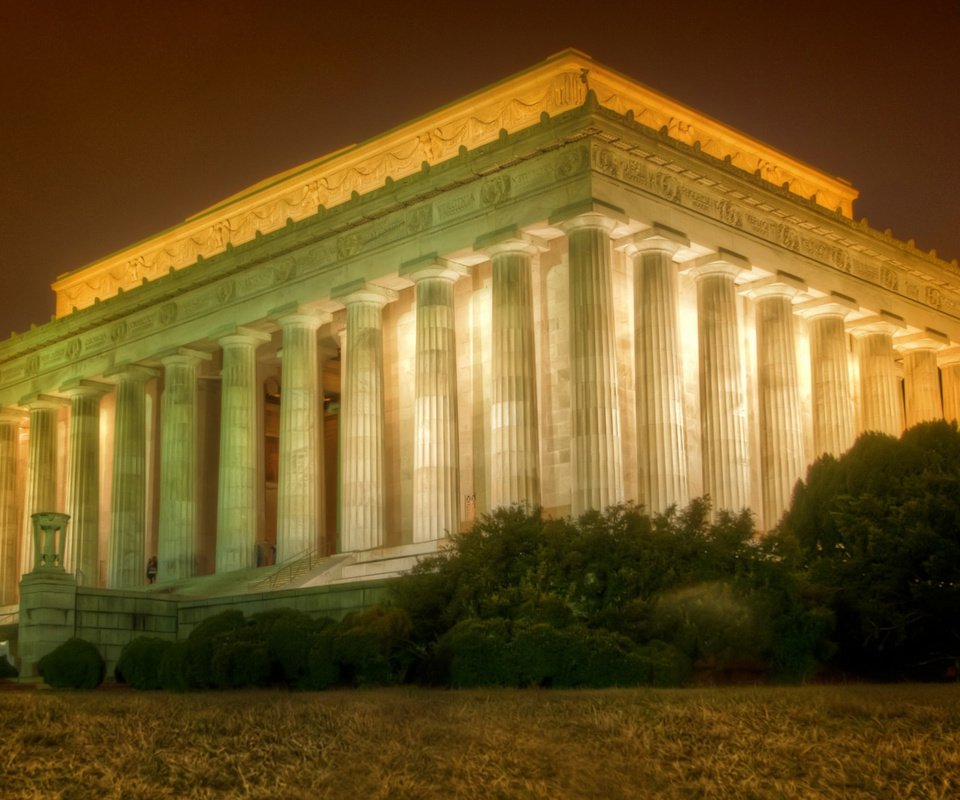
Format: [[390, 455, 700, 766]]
[[303, 625, 339, 690], [182, 610, 245, 689], [157, 641, 189, 691], [0, 656, 17, 679], [440, 617, 514, 687], [334, 606, 414, 686], [38, 638, 104, 689], [115, 637, 174, 690], [249, 608, 322, 686], [209, 626, 271, 689]]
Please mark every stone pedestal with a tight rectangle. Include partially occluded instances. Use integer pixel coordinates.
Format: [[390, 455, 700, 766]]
[[688, 251, 751, 514], [17, 570, 77, 677], [108, 367, 155, 589], [158, 351, 210, 581], [402, 258, 466, 541], [557, 208, 625, 515], [849, 316, 905, 437], [216, 330, 270, 573], [797, 296, 857, 458], [63, 382, 109, 586], [336, 283, 396, 551], [276, 312, 327, 561], [743, 276, 805, 530], [621, 227, 689, 513], [0, 410, 24, 605], [896, 331, 947, 428]]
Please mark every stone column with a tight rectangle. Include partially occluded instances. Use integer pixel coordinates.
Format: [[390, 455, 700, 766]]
[[216, 329, 270, 573], [939, 347, 960, 424], [401, 257, 467, 541], [743, 276, 805, 530], [895, 331, 947, 428], [335, 282, 396, 551], [108, 367, 155, 588], [62, 381, 108, 586], [554, 204, 625, 515], [157, 350, 210, 581], [688, 251, 751, 514], [276, 311, 329, 562], [0, 410, 25, 605], [19, 396, 63, 579], [849, 315, 905, 437], [620, 226, 689, 514], [796, 296, 858, 458], [476, 231, 545, 510]]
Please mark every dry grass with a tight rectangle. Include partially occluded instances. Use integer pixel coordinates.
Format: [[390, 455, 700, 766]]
[[1, 684, 957, 799]]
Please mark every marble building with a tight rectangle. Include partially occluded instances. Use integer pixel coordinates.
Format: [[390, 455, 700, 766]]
[[2, 48, 960, 617]]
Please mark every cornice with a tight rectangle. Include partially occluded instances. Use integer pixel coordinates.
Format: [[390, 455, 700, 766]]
[[49, 50, 858, 317]]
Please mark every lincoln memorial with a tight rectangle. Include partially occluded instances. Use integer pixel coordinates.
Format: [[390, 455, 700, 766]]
[[2, 50, 959, 671]]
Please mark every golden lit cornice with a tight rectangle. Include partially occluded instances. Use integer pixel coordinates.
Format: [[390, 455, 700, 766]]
[[50, 49, 859, 317]]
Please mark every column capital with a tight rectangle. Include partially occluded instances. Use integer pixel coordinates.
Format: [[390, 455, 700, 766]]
[[399, 254, 469, 284], [894, 329, 950, 353], [0, 406, 27, 424], [474, 226, 548, 257], [617, 224, 689, 257], [18, 392, 69, 410], [795, 294, 859, 320], [684, 248, 751, 281], [331, 280, 397, 308], [548, 199, 627, 233], [103, 364, 159, 384], [847, 313, 906, 338], [59, 379, 112, 399], [269, 303, 332, 329], [159, 347, 214, 368], [217, 326, 272, 349], [939, 346, 960, 367], [740, 273, 807, 301]]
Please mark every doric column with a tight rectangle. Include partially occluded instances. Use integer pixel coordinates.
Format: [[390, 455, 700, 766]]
[[335, 282, 396, 551], [19, 395, 63, 578], [276, 311, 329, 562], [401, 257, 467, 541], [895, 330, 947, 428], [216, 329, 270, 573], [62, 381, 109, 586], [157, 350, 210, 581], [554, 203, 625, 515], [619, 226, 689, 514], [476, 231, 544, 510], [796, 295, 858, 458], [849, 315, 905, 437], [108, 367, 155, 588], [0, 409, 25, 604], [742, 275, 805, 530], [940, 347, 960, 424], [688, 250, 751, 514]]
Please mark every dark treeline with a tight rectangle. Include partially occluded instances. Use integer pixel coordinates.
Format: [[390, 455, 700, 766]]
[[50, 420, 960, 690]]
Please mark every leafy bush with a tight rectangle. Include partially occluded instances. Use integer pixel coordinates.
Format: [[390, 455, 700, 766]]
[[248, 608, 322, 686], [0, 656, 17, 679], [440, 617, 513, 687], [334, 606, 414, 686], [182, 610, 245, 689], [38, 638, 104, 689], [210, 626, 271, 689], [157, 641, 189, 691], [115, 637, 174, 689], [303, 624, 339, 690]]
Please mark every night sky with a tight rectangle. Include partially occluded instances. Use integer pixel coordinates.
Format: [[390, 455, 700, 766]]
[[1, 0, 957, 337]]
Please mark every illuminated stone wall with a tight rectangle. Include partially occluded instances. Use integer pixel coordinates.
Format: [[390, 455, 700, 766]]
[[2, 50, 959, 609]]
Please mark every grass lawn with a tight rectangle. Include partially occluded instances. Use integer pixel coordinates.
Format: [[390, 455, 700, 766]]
[[1, 684, 957, 799]]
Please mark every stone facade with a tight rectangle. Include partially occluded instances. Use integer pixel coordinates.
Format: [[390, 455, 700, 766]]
[[3, 51, 960, 638]]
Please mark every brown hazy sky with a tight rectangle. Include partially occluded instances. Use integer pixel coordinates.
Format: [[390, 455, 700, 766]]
[[1, 0, 958, 336]]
